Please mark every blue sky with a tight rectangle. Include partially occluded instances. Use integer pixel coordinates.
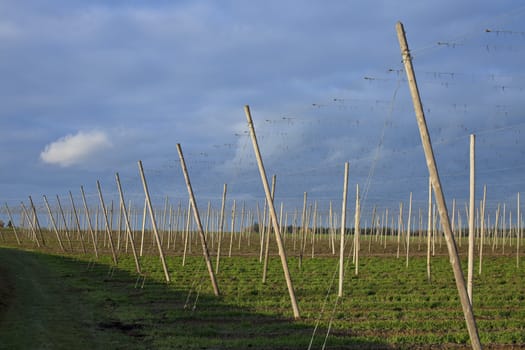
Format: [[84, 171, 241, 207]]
[[1, 1, 524, 223]]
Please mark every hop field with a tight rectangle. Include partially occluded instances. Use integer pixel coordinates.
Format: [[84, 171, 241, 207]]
[[0, 228, 524, 349]]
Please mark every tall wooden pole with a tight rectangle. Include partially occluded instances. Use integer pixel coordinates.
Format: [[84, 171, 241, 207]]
[[468, 134, 475, 303], [115, 173, 142, 275], [140, 197, 147, 257], [406, 192, 412, 268], [427, 177, 432, 282], [244, 105, 300, 319], [176, 144, 220, 296], [262, 175, 276, 283], [354, 184, 360, 276], [43, 195, 66, 252], [517, 193, 521, 268], [56, 195, 74, 251], [216, 184, 227, 274], [28, 195, 45, 246], [68, 192, 87, 254], [96, 181, 119, 266], [80, 187, 99, 258], [228, 199, 236, 258], [138, 161, 171, 283], [397, 22, 481, 350], [339, 161, 349, 297], [299, 192, 307, 269], [479, 185, 486, 275], [5, 203, 21, 244]]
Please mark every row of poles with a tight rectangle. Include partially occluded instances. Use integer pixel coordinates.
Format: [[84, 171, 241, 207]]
[[1, 22, 515, 349]]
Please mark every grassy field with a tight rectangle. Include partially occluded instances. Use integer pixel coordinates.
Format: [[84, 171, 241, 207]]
[[0, 228, 524, 349]]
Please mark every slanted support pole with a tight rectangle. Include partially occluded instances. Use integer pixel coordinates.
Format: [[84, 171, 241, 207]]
[[244, 105, 300, 320], [176, 144, 220, 296], [138, 162, 171, 283], [396, 21, 481, 350]]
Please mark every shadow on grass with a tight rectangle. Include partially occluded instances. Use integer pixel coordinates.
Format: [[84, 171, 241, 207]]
[[0, 246, 392, 350]]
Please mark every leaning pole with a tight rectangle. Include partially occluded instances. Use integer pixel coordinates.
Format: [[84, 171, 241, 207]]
[[176, 143, 220, 297], [244, 105, 301, 320], [396, 22, 482, 350]]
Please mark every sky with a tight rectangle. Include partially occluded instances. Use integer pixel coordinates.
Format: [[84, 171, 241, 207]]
[[1, 0, 525, 225]]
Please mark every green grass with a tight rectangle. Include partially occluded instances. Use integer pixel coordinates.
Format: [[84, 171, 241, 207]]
[[1, 230, 525, 349]]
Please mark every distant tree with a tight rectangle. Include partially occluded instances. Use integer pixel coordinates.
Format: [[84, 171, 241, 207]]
[[248, 222, 259, 233], [7, 220, 12, 228]]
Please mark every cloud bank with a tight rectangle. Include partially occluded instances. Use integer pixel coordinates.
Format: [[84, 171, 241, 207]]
[[40, 130, 112, 167]]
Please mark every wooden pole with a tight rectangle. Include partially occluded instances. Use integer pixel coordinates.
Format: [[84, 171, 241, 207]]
[[397, 202, 403, 259], [354, 184, 360, 276], [43, 195, 66, 252], [68, 192, 87, 254], [216, 184, 227, 273], [300, 192, 307, 269], [397, 21, 481, 350], [140, 197, 147, 256], [228, 199, 236, 258], [517, 193, 521, 268], [244, 105, 300, 319], [5, 203, 21, 245], [21, 203, 39, 246], [28, 195, 45, 246], [137, 161, 171, 283], [262, 175, 276, 283], [479, 185, 486, 275], [182, 199, 191, 266], [80, 187, 99, 258], [56, 195, 74, 251], [176, 144, 220, 296], [96, 181, 119, 266], [406, 192, 412, 268], [427, 177, 432, 282], [339, 161, 349, 297], [115, 173, 142, 275]]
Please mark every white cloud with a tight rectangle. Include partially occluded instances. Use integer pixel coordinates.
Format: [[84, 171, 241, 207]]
[[40, 130, 112, 167]]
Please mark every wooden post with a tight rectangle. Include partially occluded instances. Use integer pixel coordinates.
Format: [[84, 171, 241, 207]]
[[354, 184, 360, 276], [182, 199, 191, 266], [215, 184, 228, 273], [216, 184, 227, 273], [300, 192, 307, 268], [244, 105, 300, 319], [397, 21, 481, 350], [339, 161, 349, 297], [140, 197, 147, 256], [56, 195, 74, 251], [115, 173, 142, 275], [479, 185, 486, 275], [20, 203, 39, 246], [28, 195, 45, 246], [96, 181, 119, 266], [329, 201, 335, 255], [517, 193, 521, 268], [397, 202, 403, 259], [406, 192, 412, 268], [238, 201, 245, 250], [262, 175, 276, 283], [80, 187, 99, 258], [228, 199, 236, 257], [5, 203, 21, 245], [137, 161, 171, 283], [427, 177, 432, 282], [68, 192, 87, 254], [43, 195, 66, 252], [176, 144, 220, 296]]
